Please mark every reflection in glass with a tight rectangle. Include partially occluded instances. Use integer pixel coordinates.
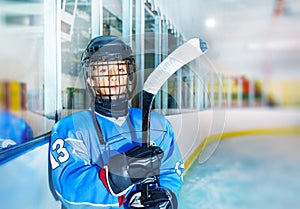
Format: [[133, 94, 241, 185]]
[[61, 0, 92, 117], [103, 0, 123, 36], [0, 0, 53, 147]]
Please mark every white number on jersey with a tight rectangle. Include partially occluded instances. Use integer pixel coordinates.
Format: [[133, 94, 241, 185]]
[[50, 138, 70, 169]]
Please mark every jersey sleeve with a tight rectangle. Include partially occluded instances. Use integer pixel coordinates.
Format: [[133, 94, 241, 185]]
[[157, 119, 184, 198], [49, 118, 122, 209]]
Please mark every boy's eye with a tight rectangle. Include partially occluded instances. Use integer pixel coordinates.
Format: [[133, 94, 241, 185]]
[[118, 64, 127, 73], [96, 67, 108, 74], [100, 69, 107, 73], [93, 66, 107, 74]]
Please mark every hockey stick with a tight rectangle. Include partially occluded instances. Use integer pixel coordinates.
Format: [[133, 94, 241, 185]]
[[142, 38, 208, 146], [140, 38, 208, 200]]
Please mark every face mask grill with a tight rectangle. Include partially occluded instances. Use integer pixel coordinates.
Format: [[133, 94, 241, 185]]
[[85, 58, 137, 104]]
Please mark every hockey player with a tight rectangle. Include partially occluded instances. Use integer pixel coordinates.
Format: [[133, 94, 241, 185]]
[[49, 36, 184, 209]]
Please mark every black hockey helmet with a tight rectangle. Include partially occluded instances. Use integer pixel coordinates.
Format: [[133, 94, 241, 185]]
[[81, 36, 136, 117]]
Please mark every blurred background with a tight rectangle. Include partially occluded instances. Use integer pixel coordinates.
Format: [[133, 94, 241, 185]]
[[0, 0, 299, 160], [156, 0, 300, 106], [0, 1, 299, 208]]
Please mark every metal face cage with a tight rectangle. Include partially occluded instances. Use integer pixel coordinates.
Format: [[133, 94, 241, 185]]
[[85, 58, 136, 102]]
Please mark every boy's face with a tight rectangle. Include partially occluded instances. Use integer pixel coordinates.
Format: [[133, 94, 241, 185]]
[[88, 60, 128, 98]]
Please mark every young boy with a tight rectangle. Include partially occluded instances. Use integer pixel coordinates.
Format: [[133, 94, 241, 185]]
[[50, 36, 184, 209]]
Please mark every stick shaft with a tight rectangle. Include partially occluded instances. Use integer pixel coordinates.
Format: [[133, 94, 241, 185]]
[[140, 38, 207, 201], [142, 91, 155, 146]]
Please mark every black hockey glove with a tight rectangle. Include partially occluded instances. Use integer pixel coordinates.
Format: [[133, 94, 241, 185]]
[[99, 145, 164, 196], [128, 187, 178, 209]]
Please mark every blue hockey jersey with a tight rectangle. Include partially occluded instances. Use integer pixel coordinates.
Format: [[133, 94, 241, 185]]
[[50, 108, 184, 209]]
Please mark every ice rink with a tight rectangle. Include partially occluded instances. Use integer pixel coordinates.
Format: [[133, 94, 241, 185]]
[[179, 134, 300, 209]]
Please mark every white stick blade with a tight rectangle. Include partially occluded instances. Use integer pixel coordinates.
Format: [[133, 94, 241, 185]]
[[143, 38, 206, 95]]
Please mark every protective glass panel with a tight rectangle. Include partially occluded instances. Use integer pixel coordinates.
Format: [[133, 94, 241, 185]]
[[61, 0, 92, 117], [103, 0, 123, 36], [0, 0, 51, 150]]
